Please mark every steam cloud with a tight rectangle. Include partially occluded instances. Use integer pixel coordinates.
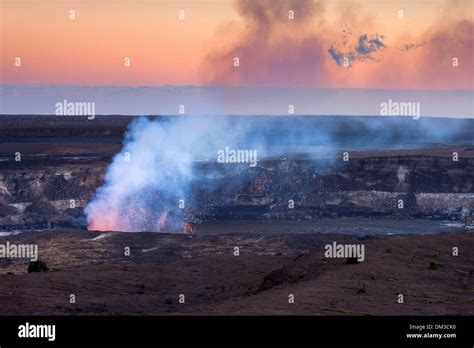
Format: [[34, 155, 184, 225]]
[[85, 117, 240, 232], [84, 115, 469, 233], [203, 0, 330, 86]]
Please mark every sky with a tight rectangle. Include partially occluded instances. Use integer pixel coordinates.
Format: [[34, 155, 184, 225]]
[[1, 0, 473, 116]]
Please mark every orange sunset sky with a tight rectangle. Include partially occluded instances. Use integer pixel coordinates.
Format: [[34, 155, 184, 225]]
[[1, 0, 473, 89]]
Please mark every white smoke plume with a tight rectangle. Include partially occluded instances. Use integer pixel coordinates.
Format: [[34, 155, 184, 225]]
[[85, 116, 243, 232], [85, 115, 469, 232]]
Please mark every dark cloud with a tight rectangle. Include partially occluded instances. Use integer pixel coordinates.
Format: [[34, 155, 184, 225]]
[[328, 33, 386, 67], [328, 46, 354, 66], [400, 42, 425, 51], [356, 34, 386, 55]]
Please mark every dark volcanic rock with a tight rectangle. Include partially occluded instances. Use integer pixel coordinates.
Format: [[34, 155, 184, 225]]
[[0, 155, 474, 229], [28, 260, 49, 273], [258, 267, 298, 292]]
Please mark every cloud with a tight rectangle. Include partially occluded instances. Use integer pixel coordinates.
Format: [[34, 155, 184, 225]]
[[400, 42, 425, 51], [201, 0, 331, 86], [356, 34, 386, 55], [368, 0, 474, 89], [201, 0, 473, 89], [329, 33, 386, 66]]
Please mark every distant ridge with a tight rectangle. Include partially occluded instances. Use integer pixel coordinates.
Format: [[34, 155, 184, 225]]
[[1, 85, 473, 118]]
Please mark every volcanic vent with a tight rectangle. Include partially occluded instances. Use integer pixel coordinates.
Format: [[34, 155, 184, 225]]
[[1, 115, 473, 232]]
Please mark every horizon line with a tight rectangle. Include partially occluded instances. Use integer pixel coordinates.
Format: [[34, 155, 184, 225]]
[[2, 84, 473, 93]]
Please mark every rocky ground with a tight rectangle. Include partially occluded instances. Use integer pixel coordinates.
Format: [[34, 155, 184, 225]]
[[0, 226, 472, 315]]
